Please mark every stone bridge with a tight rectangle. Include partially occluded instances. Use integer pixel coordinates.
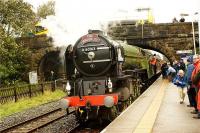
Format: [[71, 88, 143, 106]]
[[16, 22, 199, 81], [107, 21, 199, 62]]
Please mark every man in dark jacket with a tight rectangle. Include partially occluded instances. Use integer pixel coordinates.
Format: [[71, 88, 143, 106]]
[[185, 56, 196, 108], [179, 59, 186, 72], [161, 61, 168, 79]]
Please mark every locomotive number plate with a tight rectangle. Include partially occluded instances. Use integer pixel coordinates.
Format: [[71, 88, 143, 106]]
[[81, 47, 97, 52]]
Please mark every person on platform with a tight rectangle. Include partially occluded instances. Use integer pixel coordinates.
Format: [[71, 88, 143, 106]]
[[172, 60, 179, 74], [173, 70, 187, 104], [167, 63, 176, 81], [185, 56, 196, 108], [179, 59, 186, 72], [161, 61, 168, 79], [150, 54, 157, 75], [191, 54, 200, 119]]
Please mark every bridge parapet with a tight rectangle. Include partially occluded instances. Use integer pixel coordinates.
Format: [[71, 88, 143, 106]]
[[108, 22, 198, 40], [107, 21, 199, 62]]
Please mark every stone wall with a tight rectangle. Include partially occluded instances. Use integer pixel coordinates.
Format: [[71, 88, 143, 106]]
[[108, 21, 199, 62]]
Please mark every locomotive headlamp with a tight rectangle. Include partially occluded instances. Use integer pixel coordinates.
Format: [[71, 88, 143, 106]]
[[108, 78, 113, 92], [66, 81, 71, 95], [104, 96, 114, 108], [88, 52, 95, 60], [60, 99, 70, 109], [88, 88, 92, 95]]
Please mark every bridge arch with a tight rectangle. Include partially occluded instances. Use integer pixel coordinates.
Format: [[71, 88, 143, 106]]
[[126, 39, 175, 62], [108, 22, 199, 62], [38, 51, 62, 81]]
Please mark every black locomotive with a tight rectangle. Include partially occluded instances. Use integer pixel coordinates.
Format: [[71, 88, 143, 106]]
[[60, 30, 150, 122]]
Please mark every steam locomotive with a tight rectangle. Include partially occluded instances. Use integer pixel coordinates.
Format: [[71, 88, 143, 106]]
[[60, 30, 153, 122]]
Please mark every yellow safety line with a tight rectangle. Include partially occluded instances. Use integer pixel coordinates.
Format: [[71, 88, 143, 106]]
[[133, 80, 168, 133]]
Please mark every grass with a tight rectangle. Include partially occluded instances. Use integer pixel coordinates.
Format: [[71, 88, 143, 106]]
[[0, 90, 66, 118]]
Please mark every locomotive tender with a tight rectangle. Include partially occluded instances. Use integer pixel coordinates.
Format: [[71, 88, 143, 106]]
[[60, 30, 149, 121]]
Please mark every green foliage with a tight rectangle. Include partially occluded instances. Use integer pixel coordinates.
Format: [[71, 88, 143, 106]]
[[0, 90, 66, 118], [0, 0, 36, 37], [0, 35, 31, 85], [0, 0, 36, 85], [37, 0, 55, 19]]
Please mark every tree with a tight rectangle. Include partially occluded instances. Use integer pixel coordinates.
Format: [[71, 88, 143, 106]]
[[0, 0, 36, 37], [37, 0, 55, 19], [0, 0, 36, 85], [0, 27, 30, 85]]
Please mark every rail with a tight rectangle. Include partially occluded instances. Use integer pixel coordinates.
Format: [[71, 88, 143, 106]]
[[1, 108, 75, 133]]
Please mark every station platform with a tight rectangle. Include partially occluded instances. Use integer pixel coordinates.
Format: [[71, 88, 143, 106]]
[[101, 77, 200, 133]]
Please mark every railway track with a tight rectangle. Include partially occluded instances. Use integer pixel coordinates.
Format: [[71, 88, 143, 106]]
[[148, 72, 161, 85], [68, 121, 104, 133], [1, 73, 160, 133], [1, 108, 75, 133], [68, 73, 161, 133], [70, 128, 100, 133]]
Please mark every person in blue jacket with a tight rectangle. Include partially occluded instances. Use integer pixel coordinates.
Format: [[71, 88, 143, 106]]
[[173, 69, 187, 104], [185, 56, 196, 108]]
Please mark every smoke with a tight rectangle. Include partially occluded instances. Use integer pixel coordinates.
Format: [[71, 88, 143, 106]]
[[38, 0, 199, 48], [38, 0, 152, 47], [38, 0, 143, 64], [40, 16, 68, 47]]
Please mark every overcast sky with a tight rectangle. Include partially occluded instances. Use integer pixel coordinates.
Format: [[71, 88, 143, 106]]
[[24, 0, 200, 46], [26, 0, 199, 22]]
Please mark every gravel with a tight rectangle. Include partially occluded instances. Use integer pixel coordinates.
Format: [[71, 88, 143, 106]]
[[0, 100, 61, 132], [35, 114, 78, 133]]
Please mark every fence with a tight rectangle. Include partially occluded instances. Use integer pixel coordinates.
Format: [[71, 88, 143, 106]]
[[0, 79, 67, 104]]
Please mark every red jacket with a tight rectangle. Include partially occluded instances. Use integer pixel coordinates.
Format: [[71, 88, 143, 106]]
[[191, 59, 200, 110], [191, 60, 200, 88], [150, 57, 157, 65]]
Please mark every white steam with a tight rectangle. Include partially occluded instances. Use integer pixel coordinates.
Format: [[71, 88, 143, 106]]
[[38, 0, 151, 47], [40, 16, 69, 47], [37, 0, 199, 47]]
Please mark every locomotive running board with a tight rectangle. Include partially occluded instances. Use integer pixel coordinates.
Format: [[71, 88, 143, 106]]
[[64, 94, 118, 107]]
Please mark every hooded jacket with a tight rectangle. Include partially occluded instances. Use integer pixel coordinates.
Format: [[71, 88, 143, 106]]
[[191, 60, 200, 88]]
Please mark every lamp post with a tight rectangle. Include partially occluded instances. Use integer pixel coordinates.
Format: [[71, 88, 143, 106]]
[[136, 8, 152, 39], [192, 12, 200, 54], [192, 20, 197, 55], [196, 12, 200, 54], [199, 15, 200, 54], [180, 13, 196, 54]]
